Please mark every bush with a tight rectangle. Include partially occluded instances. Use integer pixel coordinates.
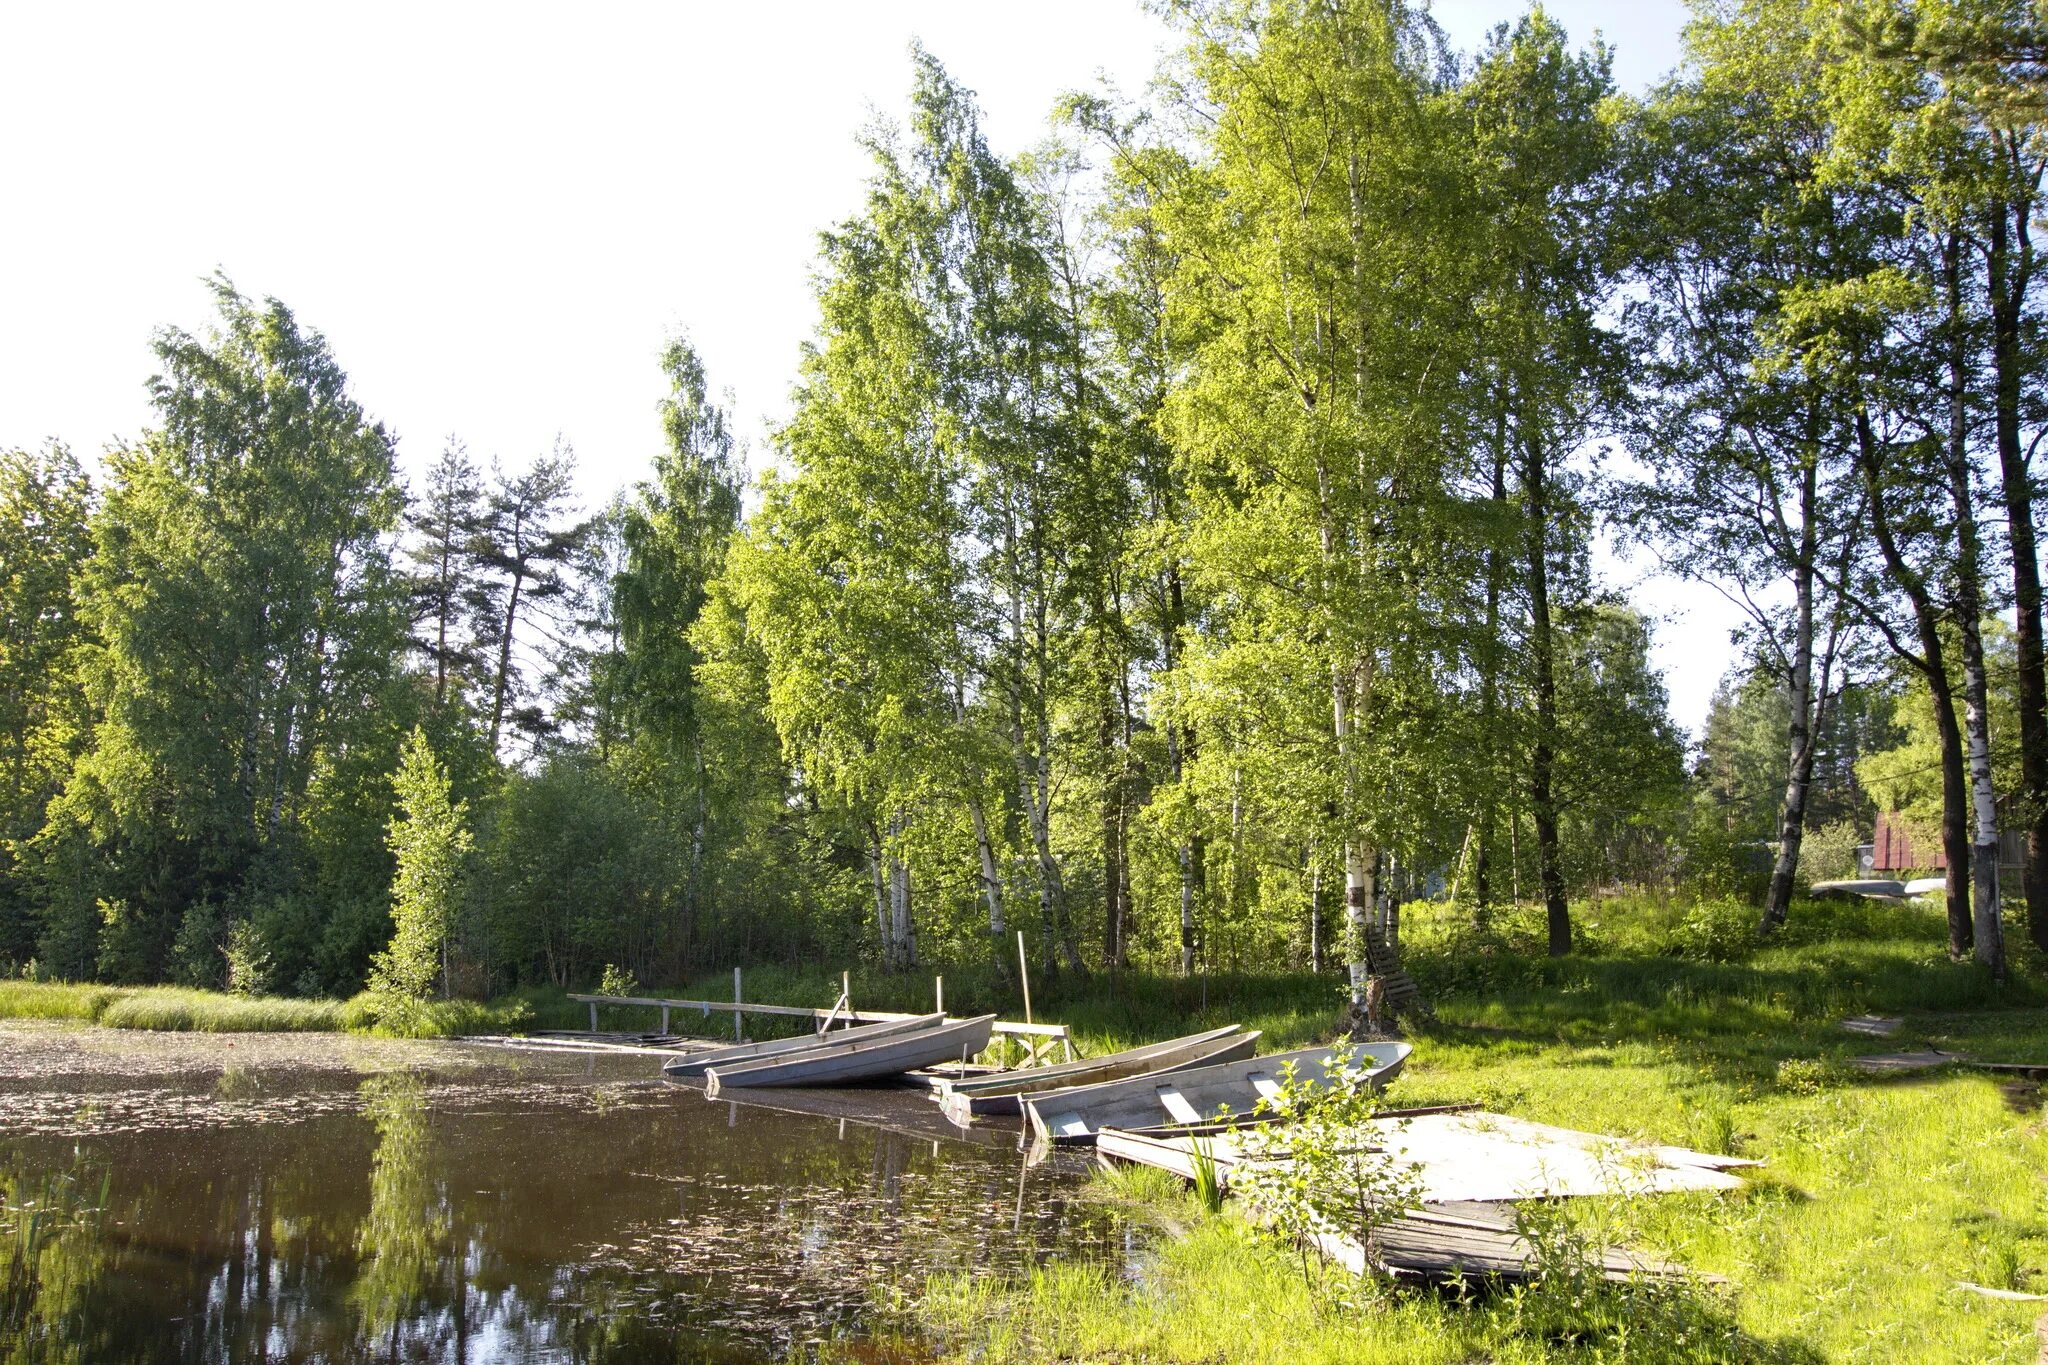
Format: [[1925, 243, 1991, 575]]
[[1798, 820, 1864, 887], [1672, 896, 1757, 962], [340, 990, 531, 1038]]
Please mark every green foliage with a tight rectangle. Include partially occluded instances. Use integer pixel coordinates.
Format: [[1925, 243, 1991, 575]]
[[367, 729, 471, 1004], [96, 987, 345, 1032], [221, 919, 273, 997], [1674, 896, 1761, 962], [1234, 1047, 1425, 1298]]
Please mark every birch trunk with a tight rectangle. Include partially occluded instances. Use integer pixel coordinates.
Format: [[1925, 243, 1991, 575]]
[[1762, 466, 1820, 930], [1988, 201, 2048, 953], [1939, 238, 2006, 975]]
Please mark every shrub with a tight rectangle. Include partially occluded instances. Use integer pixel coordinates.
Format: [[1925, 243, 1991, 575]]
[[1233, 1045, 1424, 1296], [1672, 896, 1757, 962], [222, 920, 274, 997]]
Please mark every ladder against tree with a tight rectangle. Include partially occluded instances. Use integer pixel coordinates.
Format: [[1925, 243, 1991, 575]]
[[1360, 919, 1433, 1027]]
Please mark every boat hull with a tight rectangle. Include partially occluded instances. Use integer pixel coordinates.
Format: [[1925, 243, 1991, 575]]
[[661, 1012, 943, 1078], [1023, 1042, 1411, 1146], [936, 1027, 1257, 1124], [704, 1014, 998, 1094]]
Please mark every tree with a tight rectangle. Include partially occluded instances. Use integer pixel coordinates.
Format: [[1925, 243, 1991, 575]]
[[612, 337, 743, 952], [1821, 0, 2043, 953], [405, 438, 485, 710], [0, 444, 94, 968], [1461, 12, 1623, 954], [1151, 0, 1482, 1021], [36, 276, 409, 982], [468, 443, 587, 759], [368, 728, 472, 1003], [1626, 0, 1880, 933]]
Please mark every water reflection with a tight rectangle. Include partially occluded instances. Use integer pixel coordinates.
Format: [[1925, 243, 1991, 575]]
[[1, 1160, 113, 1364], [351, 1073, 451, 1347], [0, 1029, 1130, 1362]]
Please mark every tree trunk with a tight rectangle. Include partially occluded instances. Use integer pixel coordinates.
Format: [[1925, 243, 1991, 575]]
[[1521, 428, 1570, 955], [1941, 238, 2006, 977], [1988, 199, 2048, 953], [1101, 700, 1127, 970], [1763, 466, 1822, 930], [1475, 418, 1508, 927], [967, 795, 1006, 971], [489, 565, 524, 756], [1857, 408, 1973, 955]]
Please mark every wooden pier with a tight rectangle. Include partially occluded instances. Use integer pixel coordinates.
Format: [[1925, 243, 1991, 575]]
[[566, 973, 1074, 1070]]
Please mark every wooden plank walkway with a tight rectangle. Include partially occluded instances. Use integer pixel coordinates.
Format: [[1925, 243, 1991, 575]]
[[1095, 1108, 1746, 1285]]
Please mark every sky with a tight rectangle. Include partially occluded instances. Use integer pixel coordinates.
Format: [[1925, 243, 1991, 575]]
[[0, 0, 1738, 734]]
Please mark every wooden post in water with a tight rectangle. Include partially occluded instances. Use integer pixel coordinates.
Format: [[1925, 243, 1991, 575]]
[[733, 967, 743, 1041]]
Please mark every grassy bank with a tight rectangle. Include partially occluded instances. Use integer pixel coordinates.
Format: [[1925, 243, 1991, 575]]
[[0, 980, 527, 1036], [875, 895, 2046, 1363]]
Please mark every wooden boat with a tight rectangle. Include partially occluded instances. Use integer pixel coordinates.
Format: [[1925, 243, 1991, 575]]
[[660, 1012, 943, 1078], [935, 1026, 1256, 1124], [1022, 1041, 1411, 1146], [704, 1014, 998, 1094]]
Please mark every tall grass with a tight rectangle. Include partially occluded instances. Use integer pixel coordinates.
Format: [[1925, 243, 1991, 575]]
[[0, 981, 127, 1021], [96, 988, 347, 1032], [0, 980, 527, 1037]]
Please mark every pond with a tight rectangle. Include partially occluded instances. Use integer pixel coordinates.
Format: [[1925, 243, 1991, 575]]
[[0, 1022, 1140, 1363]]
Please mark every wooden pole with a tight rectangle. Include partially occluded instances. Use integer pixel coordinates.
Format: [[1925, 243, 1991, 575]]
[[733, 967, 743, 1041], [1016, 930, 1033, 1026], [935, 974, 944, 1017]]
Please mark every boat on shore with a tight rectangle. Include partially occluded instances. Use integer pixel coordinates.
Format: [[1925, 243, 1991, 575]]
[[704, 1014, 999, 1094], [1022, 1041, 1411, 1146], [661, 1012, 945, 1079], [935, 1026, 1257, 1124]]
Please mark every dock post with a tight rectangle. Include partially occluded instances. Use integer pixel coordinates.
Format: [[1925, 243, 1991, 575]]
[[660, 1005, 670, 1037], [733, 967, 744, 1041], [935, 974, 944, 1017], [588, 1001, 599, 1033]]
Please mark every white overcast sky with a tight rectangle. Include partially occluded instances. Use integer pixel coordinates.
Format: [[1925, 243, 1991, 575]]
[[0, 0, 1739, 734]]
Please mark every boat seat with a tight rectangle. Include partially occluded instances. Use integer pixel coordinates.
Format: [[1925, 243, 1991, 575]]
[[1248, 1071, 1281, 1100], [1155, 1085, 1203, 1124]]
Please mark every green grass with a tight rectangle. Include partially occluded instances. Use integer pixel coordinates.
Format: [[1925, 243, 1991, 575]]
[[96, 987, 347, 1032], [0, 981, 126, 1021], [882, 895, 2048, 1363], [0, 980, 528, 1037]]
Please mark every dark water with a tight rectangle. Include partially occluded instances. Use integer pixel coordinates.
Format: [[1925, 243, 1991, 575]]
[[0, 1024, 1135, 1363]]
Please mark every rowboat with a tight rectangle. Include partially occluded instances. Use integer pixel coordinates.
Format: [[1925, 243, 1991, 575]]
[[1022, 1041, 1411, 1146], [704, 1014, 998, 1094], [935, 1026, 1257, 1124], [661, 1012, 944, 1079]]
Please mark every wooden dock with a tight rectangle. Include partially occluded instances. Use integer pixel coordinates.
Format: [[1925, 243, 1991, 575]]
[[567, 976, 1074, 1069], [1093, 1106, 1749, 1285]]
